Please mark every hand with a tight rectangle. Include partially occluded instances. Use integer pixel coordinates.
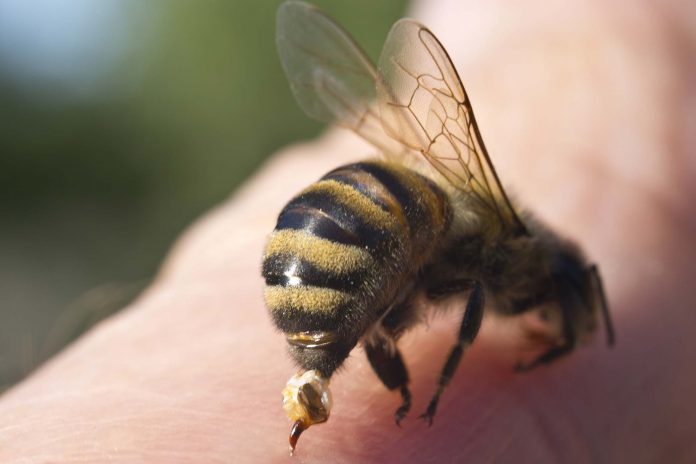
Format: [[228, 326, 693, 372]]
[[1, 1, 694, 462]]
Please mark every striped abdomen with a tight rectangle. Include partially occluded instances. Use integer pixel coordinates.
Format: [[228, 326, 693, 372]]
[[262, 160, 450, 374]]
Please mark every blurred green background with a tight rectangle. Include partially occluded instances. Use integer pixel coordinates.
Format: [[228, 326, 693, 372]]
[[0, 0, 407, 388]]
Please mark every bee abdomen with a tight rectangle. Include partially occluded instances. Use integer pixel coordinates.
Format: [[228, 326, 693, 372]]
[[263, 253, 364, 292], [262, 228, 374, 332], [276, 177, 402, 252], [262, 161, 450, 332], [325, 161, 450, 258]]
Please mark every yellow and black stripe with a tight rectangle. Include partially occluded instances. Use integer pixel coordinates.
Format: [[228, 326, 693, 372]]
[[262, 160, 450, 374]]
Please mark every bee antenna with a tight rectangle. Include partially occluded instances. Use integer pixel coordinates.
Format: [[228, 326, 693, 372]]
[[589, 265, 615, 346]]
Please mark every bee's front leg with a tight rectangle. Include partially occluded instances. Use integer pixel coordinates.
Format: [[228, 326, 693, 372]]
[[515, 305, 576, 372], [515, 343, 575, 372]]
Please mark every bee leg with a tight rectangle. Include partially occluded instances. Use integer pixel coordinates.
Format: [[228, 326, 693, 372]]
[[515, 343, 574, 372], [420, 280, 484, 426], [365, 339, 412, 426], [515, 306, 576, 372]]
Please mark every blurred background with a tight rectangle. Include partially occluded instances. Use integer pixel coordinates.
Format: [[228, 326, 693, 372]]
[[0, 0, 407, 388]]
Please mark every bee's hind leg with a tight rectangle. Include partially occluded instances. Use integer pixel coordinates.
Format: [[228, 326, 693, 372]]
[[420, 280, 485, 426], [365, 338, 412, 425]]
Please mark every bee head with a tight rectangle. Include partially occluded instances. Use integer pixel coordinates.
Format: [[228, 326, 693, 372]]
[[550, 246, 615, 347]]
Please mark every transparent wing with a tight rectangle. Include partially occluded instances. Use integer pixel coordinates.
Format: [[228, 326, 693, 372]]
[[377, 19, 525, 233], [276, 1, 406, 157], [276, 2, 525, 233]]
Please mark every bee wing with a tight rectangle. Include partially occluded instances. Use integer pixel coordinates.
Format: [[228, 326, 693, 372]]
[[277, 2, 525, 233], [377, 19, 525, 233], [276, 1, 407, 157]]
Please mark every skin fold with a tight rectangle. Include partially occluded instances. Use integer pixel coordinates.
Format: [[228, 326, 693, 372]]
[[1, 0, 695, 462]]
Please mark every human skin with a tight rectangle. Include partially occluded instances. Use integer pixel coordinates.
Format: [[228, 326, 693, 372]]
[[1, 0, 695, 463]]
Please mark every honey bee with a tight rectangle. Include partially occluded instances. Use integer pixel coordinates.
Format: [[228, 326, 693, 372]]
[[263, 1, 615, 453]]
